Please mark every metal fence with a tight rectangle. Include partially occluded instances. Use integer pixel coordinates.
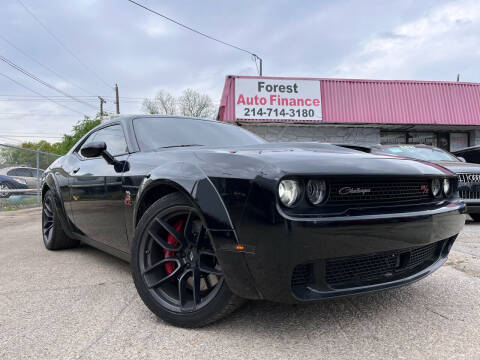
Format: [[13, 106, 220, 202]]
[[0, 143, 60, 207]]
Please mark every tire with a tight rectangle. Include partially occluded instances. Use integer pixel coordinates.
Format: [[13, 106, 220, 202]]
[[42, 189, 79, 250], [131, 192, 244, 328], [0, 182, 12, 198], [469, 214, 480, 222]]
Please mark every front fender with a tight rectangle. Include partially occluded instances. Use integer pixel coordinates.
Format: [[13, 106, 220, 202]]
[[135, 162, 233, 231], [134, 161, 262, 300], [42, 173, 75, 238]]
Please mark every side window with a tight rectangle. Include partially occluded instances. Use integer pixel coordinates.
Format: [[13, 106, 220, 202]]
[[78, 125, 128, 158], [8, 168, 30, 177], [92, 125, 128, 156], [79, 132, 98, 155]]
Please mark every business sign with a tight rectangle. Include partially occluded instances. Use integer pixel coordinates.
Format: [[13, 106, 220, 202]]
[[235, 78, 322, 121]]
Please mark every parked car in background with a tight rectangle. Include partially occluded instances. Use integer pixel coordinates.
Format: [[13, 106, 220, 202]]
[[339, 144, 480, 222], [453, 145, 480, 164], [0, 166, 44, 188], [0, 174, 29, 198], [41, 115, 465, 327]]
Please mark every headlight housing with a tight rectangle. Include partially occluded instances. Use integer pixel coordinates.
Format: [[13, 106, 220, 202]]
[[431, 178, 441, 197], [278, 180, 302, 207], [306, 180, 327, 205], [13, 177, 27, 185], [443, 178, 451, 195]]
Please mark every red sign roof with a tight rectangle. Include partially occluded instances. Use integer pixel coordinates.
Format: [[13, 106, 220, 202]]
[[218, 75, 480, 125]]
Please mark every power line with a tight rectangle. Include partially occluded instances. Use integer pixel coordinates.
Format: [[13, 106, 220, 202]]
[[0, 71, 86, 116], [0, 134, 63, 139], [0, 34, 95, 96], [126, 0, 263, 75], [16, 0, 113, 90], [0, 54, 97, 110], [0, 112, 76, 116]]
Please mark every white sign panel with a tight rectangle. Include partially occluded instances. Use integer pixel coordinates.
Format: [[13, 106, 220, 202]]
[[235, 78, 322, 121]]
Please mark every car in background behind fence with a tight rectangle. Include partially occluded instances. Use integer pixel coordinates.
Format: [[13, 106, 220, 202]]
[[0, 174, 28, 198], [0, 166, 44, 188], [0, 143, 60, 205]]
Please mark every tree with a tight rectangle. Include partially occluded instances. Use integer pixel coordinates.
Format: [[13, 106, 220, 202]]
[[54, 115, 101, 155], [142, 89, 216, 119], [142, 90, 177, 115], [178, 88, 215, 119], [0, 114, 102, 170]]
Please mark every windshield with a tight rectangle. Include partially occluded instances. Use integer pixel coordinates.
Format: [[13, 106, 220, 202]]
[[379, 145, 459, 162], [133, 117, 265, 151]]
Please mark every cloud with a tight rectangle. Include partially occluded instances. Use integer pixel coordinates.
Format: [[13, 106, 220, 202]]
[[335, 0, 480, 79]]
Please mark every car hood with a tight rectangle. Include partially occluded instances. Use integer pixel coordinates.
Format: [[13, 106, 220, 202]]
[[192, 142, 454, 178], [429, 161, 480, 174]]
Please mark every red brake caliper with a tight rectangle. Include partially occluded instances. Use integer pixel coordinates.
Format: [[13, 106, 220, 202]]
[[163, 219, 184, 275]]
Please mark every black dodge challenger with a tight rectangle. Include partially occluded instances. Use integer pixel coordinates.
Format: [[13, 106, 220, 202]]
[[41, 115, 465, 327]]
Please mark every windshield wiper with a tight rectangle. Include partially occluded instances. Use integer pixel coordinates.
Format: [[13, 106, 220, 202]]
[[159, 144, 204, 149]]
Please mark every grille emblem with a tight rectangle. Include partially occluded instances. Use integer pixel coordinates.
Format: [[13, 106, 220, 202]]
[[338, 187, 371, 195], [420, 185, 429, 194]]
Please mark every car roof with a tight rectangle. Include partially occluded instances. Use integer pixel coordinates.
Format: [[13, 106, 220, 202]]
[[101, 114, 219, 127]]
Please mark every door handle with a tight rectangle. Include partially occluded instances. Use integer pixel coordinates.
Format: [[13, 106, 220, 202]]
[[72, 167, 80, 174]]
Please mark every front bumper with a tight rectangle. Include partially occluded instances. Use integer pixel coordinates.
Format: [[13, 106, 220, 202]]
[[222, 201, 465, 303], [462, 199, 480, 213]]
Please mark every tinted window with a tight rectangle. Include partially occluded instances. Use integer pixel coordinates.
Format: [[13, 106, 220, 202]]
[[133, 117, 265, 151], [80, 125, 128, 157], [379, 145, 459, 161], [7, 168, 31, 177]]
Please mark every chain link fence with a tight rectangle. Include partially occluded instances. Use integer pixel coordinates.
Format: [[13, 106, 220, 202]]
[[0, 143, 60, 209]]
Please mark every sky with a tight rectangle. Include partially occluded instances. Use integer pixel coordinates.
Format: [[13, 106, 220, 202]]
[[1, 0, 480, 145]]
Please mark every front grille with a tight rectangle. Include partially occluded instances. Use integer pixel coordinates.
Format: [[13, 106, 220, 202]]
[[325, 241, 442, 289], [459, 190, 480, 199], [327, 179, 432, 205], [291, 264, 312, 288], [458, 173, 480, 200]]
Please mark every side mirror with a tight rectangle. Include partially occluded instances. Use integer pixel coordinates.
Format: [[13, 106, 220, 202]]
[[457, 156, 466, 163], [80, 141, 128, 172], [81, 142, 107, 158]]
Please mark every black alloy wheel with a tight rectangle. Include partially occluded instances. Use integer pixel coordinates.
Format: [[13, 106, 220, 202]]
[[41, 190, 79, 250], [139, 205, 223, 312], [132, 193, 243, 327], [42, 195, 55, 243]]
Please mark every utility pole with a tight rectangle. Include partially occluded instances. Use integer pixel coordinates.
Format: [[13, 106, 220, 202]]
[[253, 54, 263, 76], [115, 83, 120, 114], [98, 96, 106, 118]]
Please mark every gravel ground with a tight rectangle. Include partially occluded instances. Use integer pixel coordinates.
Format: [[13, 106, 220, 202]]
[[0, 208, 479, 360]]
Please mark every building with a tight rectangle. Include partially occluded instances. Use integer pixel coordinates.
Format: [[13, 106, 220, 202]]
[[218, 75, 480, 151]]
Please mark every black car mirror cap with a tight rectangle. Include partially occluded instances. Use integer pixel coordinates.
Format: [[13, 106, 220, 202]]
[[80, 141, 128, 172], [81, 142, 107, 158]]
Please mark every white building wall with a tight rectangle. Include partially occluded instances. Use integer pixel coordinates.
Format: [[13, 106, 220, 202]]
[[241, 124, 380, 145]]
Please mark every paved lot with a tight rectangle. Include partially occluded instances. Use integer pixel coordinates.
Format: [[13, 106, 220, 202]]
[[1, 208, 479, 360]]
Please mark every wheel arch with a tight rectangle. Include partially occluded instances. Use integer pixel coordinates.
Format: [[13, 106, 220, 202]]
[[134, 162, 233, 232], [42, 173, 75, 237], [132, 162, 262, 300]]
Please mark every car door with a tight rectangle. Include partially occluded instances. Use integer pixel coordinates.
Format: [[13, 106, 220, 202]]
[[69, 124, 130, 253]]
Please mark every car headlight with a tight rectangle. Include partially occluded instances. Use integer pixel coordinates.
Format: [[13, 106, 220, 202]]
[[13, 178, 27, 185], [443, 178, 450, 195], [278, 180, 302, 207], [432, 178, 441, 197], [306, 179, 327, 205]]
